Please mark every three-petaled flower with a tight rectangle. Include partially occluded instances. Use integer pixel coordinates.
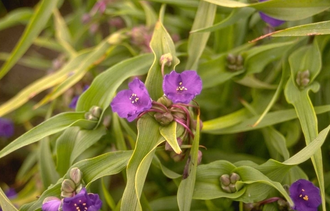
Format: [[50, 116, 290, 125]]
[[42, 188, 102, 211], [163, 70, 202, 104], [289, 179, 321, 211], [0, 118, 14, 138], [258, 0, 285, 27], [111, 78, 152, 122]]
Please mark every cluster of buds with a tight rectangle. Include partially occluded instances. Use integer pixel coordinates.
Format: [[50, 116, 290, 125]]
[[85, 106, 103, 121], [295, 70, 310, 89], [219, 173, 241, 193], [61, 168, 83, 198], [226, 54, 244, 72]]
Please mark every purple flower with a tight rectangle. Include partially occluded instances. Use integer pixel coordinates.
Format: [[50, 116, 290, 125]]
[[258, 0, 285, 27], [289, 179, 321, 211], [0, 118, 14, 138], [69, 85, 90, 109], [42, 197, 62, 211], [5, 188, 17, 199], [62, 188, 102, 211], [163, 70, 202, 104], [42, 188, 102, 211], [111, 78, 152, 122]]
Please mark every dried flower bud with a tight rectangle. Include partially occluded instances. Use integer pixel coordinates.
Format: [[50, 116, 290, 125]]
[[154, 112, 174, 125]]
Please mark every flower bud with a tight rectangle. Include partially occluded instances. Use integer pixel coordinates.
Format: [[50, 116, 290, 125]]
[[221, 185, 231, 193], [230, 173, 240, 184], [197, 150, 202, 165], [220, 174, 231, 186], [90, 106, 102, 118], [160, 53, 173, 67], [157, 96, 172, 108], [154, 112, 174, 125], [226, 54, 244, 71], [277, 198, 290, 211], [61, 179, 76, 193], [296, 70, 310, 89], [229, 183, 237, 192], [84, 112, 98, 121], [70, 167, 82, 185], [61, 191, 73, 198]]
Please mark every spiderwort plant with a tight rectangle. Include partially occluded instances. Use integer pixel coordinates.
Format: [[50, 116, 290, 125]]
[[42, 168, 102, 211], [289, 179, 321, 211]]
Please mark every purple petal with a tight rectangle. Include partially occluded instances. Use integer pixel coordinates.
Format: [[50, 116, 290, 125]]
[[5, 188, 17, 199], [259, 12, 285, 27], [42, 197, 61, 211], [289, 179, 321, 211], [111, 78, 152, 122], [163, 70, 202, 104], [62, 188, 102, 211], [0, 118, 14, 138], [69, 96, 79, 109]]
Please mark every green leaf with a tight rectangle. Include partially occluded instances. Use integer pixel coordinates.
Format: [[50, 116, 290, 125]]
[[204, 0, 330, 21], [70, 126, 107, 163], [0, 51, 89, 117], [152, 155, 181, 179], [140, 1, 158, 28], [77, 53, 153, 111], [0, 8, 33, 31], [202, 105, 330, 134], [0, 0, 59, 79], [0, 187, 18, 211], [284, 39, 325, 209], [56, 127, 80, 176], [0, 112, 96, 159], [121, 115, 164, 211], [160, 122, 181, 154], [145, 6, 180, 99], [252, 21, 330, 42], [39, 137, 59, 188], [177, 114, 200, 211], [21, 150, 132, 211], [185, 1, 216, 70], [53, 9, 76, 56], [191, 8, 255, 33]]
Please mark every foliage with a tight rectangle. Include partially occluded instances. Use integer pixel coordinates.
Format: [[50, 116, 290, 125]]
[[1, 0, 330, 210]]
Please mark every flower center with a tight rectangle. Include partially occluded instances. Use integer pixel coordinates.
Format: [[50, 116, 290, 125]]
[[74, 199, 88, 211], [130, 93, 139, 104], [176, 81, 187, 92], [299, 188, 309, 201]]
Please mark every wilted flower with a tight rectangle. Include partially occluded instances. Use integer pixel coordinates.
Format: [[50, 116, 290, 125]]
[[111, 78, 152, 122], [289, 179, 321, 211], [0, 118, 14, 138], [42, 188, 102, 211], [163, 70, 202, 104], [258, 0, 285, 27]]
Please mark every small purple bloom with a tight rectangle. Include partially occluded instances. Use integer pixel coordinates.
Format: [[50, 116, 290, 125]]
[[163, 70, 202, 104], [0, 118, 14, 138], [5, 188, 17, 199], [42, 197, 62, 211], [69, 85, 90, 109], [289, 179, 321, 211], [62, 188, 102, 211], [111, 78, 152, 122], [258, 0, 285, 27]]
